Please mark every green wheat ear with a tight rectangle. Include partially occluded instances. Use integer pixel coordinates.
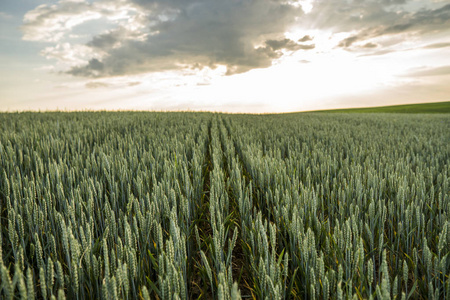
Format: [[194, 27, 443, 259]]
[[39, 267, 47, 300]]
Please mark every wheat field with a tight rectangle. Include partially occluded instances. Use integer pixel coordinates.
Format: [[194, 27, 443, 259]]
[[0, 111, 449, 299]]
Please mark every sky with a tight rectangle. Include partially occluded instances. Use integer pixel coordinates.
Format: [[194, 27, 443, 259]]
[[0, 0, 449, 113]]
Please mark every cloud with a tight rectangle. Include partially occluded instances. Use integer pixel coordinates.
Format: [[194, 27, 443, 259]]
[[423, 42, 450, 49], [362, 42, 378, 48], [85, 81, 110, 89], [338, 35, 361, 48], [24, 0, 304, 77], [76, 0, 306, 76], [0, 12, 13, 19], [264, 38, 315, 51], [22, 1, 102, 42], [70, 58, 105, 77], [23, 0, 450, 79], [21, 0, 149, 42], [85, 79, 141, 89], [406, 66, 450, 77], [305, 1, 450, 51], [298, 35, 313, 42], [357, 49, 398, 57], [41, 43, 104, 68]]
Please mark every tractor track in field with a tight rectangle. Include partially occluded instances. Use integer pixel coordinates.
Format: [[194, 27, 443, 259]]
[[189, 118, 213, 299], [218, 117, 254, 299]]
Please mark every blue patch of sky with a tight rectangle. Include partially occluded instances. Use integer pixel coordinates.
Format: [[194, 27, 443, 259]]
[[0, 23, 48, 63], [0, 0, 106, 62], [0, 1, 58, 16], [0, 1, 56, 62]]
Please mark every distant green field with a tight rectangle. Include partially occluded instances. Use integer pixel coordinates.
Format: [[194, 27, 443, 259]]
[[310, 101, 450, 113]]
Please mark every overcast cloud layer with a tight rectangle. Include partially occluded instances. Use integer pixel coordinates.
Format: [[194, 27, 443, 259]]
[[19, 0, 448, 79]]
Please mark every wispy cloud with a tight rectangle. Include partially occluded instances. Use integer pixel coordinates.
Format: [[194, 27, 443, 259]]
[[303, 1, 450, 53], [0, 11, 13, 19], [85, 81, 110, 89], [405, 66, 450, 77], [423, 42, 450, 49]]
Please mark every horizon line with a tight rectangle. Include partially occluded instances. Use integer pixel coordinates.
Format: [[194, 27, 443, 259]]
[[1, 100, 449, 115]]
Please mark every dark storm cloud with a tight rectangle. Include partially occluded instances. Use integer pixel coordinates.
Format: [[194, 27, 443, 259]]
[[67, 0, 305, 77]]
